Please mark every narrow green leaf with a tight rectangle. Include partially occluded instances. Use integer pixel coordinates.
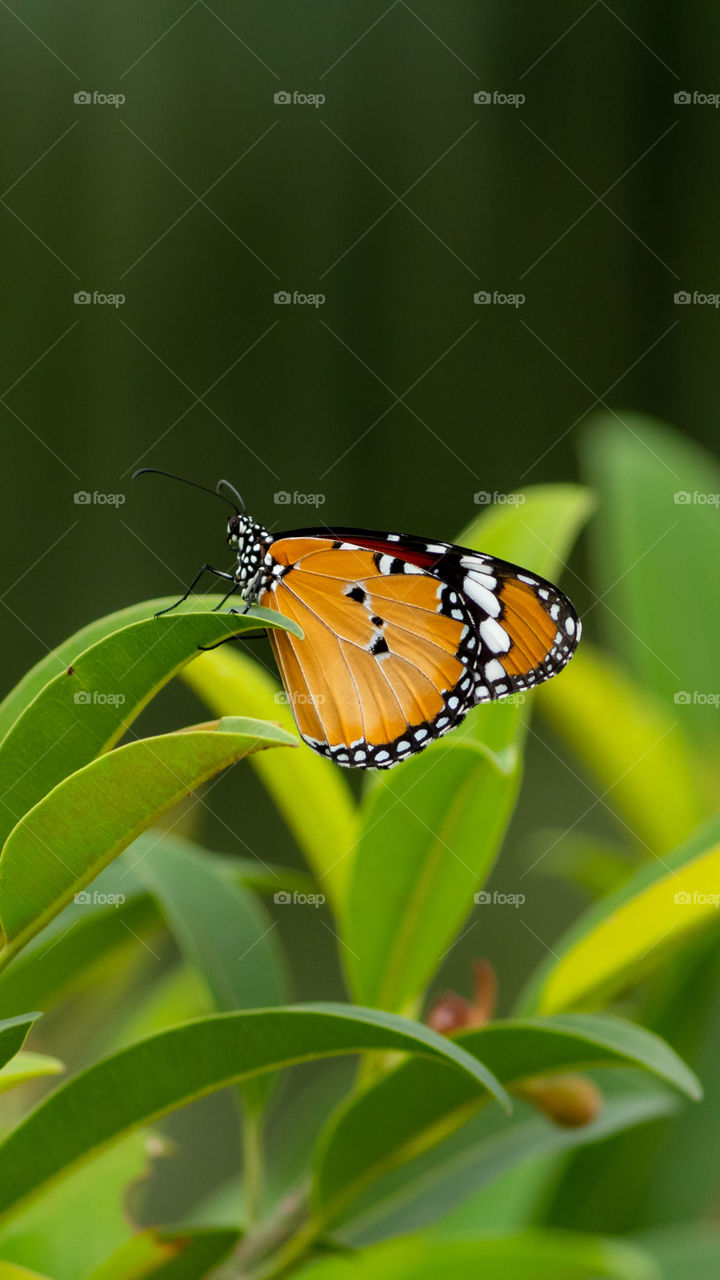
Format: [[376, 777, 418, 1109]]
[[0, 718, 296, 969], [0, 888, 161, 1017], [134, 833, 289, 1013], [332, 1075, 675, 1247], [0, 1052, 63, 1095], [181, 644, 357, 905], [522, 815, 720, 1014], [134, 831, 290, 1108], [537, 645, 710, 853], [292, 1228, 657, 1280], [0, 1014, 39, 1071], [0, 597, 299, 850], [582, 414, 720, 748], [0, 1003, 510, 1222], [313, 1014, 699, 1227], [345, 742, 519, 1010], [0, 1132, 154, 1280], [84, 1227, 240, 1280]]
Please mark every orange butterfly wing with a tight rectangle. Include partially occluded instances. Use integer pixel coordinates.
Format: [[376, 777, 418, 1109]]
[[257, 533, 580, 768], [258, 539, 474, 767]]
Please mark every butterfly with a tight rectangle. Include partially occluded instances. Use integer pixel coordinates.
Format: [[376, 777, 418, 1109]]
[[135, 471, 581, 770]]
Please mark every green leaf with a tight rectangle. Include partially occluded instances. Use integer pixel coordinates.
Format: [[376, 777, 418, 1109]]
[[522, 815, 720, 1014], [343, 485, 593, 1012], [0, 1013, 39, 1071], [84, 1227, 240, 1280], [345, 741, 519, 1011], [313, 1014, 699, 1228], [181, 643, 357, 905], [0, 1051, 63, 1095], [0, 887, 161, 1017], [292, 1229, 657, 1280], [582, 414, 720, 749], [0, 717, 296, 969], [537, 645, 709, 854], [134, 833, 289, 1013], [0, 597, 299, 851], [0, 1003, 510, 1222], [134, 831, 290, 1109], [0, 1132, 155, 1280], [332, 1075, 675, 1247]]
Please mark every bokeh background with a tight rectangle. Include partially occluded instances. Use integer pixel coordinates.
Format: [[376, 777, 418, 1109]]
[[0, 0, 718, 1230]]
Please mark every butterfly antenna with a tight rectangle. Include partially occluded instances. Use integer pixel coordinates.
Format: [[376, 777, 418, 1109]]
[[216, 478, 246, 514], [132, 467, 241, 515]]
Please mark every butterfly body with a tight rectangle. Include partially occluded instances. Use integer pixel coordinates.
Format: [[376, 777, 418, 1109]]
[[224, 514, 581, 770]]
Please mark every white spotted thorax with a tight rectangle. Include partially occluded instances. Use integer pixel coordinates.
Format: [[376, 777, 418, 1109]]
[[226, 513, 275, 601]]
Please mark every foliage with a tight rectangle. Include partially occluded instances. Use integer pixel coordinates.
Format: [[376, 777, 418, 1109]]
[[0, 434, 718, 1278]]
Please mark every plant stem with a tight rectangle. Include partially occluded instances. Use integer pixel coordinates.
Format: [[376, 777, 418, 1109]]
[[242, 1105, 264, 1228]]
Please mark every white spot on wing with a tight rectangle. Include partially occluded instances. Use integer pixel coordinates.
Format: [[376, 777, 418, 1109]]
[[480, 617, 511, 653], [484, 658, 505, 682], [463, 576, 500, 617]]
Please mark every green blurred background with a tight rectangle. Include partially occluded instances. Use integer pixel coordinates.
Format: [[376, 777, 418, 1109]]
[[0, 0, 717, 1060]]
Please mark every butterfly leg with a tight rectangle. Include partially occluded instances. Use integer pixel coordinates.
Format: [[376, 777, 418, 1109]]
[[154, 564, 236, 617], [211, 581, 240, 611]]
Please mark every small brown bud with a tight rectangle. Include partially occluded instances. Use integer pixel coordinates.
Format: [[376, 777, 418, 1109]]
[[514, 1073, 603, 1128]]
